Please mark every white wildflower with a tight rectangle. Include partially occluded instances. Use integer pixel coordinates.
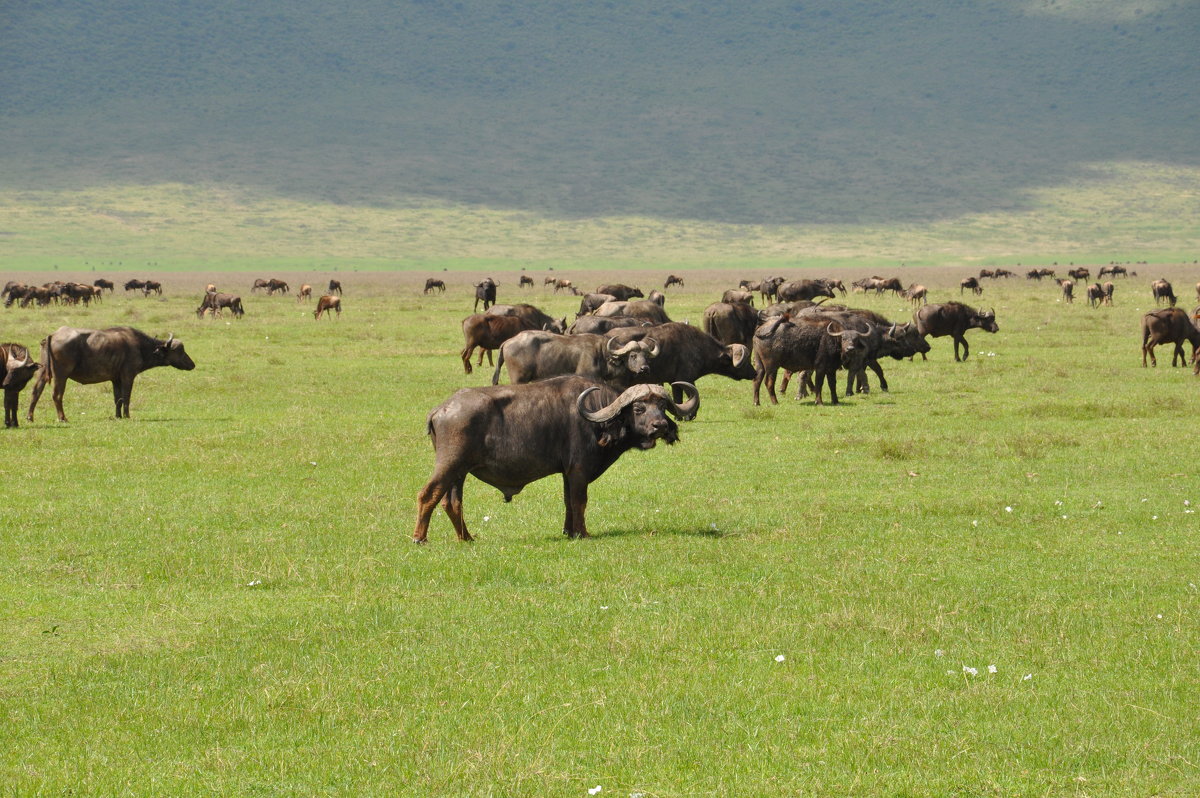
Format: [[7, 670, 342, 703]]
[[589, 787, 602, 795], [963, 666, 978, 676], [934, 649, 944, 657], [988, 664, 997, 674], [775, 655, 786, 663], [1005, 506, 1013, 513], [1022, 674, 1032, 681]]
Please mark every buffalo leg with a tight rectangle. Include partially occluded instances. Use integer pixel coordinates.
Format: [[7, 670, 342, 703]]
[[4, 390, 16, 428], [413, 477, 452, 543], [26, 368, 49, 422], [562, 472, 590, 538], [461, 346, 474, 374], [440, 478, 472, 542], [112, 378, 125, 418], [779, 370, 793, 395], [50, 374, 70, 422]]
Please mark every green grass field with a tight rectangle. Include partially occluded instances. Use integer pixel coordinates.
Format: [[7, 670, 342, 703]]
[[2, 267, 1199, 795]]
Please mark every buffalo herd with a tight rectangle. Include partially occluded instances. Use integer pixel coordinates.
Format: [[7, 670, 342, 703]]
[[3, 268, 1198, 544]]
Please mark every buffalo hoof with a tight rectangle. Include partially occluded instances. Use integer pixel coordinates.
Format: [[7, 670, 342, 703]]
[[412, 536, 428, 544]]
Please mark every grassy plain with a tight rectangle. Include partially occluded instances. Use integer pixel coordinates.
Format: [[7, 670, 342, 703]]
[[2, 267, 1200, 795]]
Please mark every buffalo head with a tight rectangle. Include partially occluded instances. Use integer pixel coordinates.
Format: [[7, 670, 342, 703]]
[[577, 381, 700, 447], [155, 334, 196, 371]]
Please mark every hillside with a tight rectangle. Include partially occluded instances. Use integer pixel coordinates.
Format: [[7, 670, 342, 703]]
[[1, 0, 1197, 261]]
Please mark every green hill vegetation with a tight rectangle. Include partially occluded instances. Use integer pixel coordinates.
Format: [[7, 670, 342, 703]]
[[1, 0, 1196, 267]]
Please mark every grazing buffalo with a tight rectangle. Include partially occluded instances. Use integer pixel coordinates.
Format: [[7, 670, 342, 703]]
[[664, 274, 685, 289], [777, 279, 836, 302], [493, 330, 660, 388], [1, 343, 39, 427], [595, 284, 644, 301], [592, 300, 671, 325], [196, 292, 245, 319], [424, 278, 446, 294], [913, 302, 999, 361], [27, 327, 195, 421], [328, 279, 343, 295], [960, 277, 982, 295], [578, 292, 618, 316], [485, 303, 567, 334], [1141, 307, 1200, 368], [702, 301, 759, 347], [314, 295, 341, 319], [413, 375, 699, 542], [474, 278, 498, 311], [721, 289, 755, 306], [1151, 278, 1176, 307], [751, 315, 845, 405], [296, 284, 312, 302]]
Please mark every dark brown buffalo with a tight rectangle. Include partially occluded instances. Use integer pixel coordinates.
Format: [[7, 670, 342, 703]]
[[578, 292, 617, 316], [492, 330, 660, 388], [603, 322, 756, 399], [751, 315, 845, 405], [777, 279, 836, 302], [460, 314, 539, 374], [27, 327, 195, 421], [913, 302, 998, 361], [1141, 307, 1200, 368], [592, 300, 671, 325], [702, 301, 759, 347], [328, 279, 343, 295], [721, 289, 755, 306], [424, 278, 446, 294], [314, 295, 341, 319], [474, 278, 498, 311], [485, 303, 566, 333], [414, 376, 699, 542], [595, 283, 644, 301], [566, 316, 649, 335], [1, 343, 39, 427]]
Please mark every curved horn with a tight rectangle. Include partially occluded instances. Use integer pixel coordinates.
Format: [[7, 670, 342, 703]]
[[858, 321, 874, 334], [577, 384, 667, 424], [728, 343, 748, 367], [164, 333, 174, 345], [667, 382, 700, 420], [645, 337, 660, 358], [827, 321, 846, 337], [607, 338, 639, 357]]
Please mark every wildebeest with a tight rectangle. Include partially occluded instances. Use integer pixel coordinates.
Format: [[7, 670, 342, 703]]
[[314, 295, 341, 319], [474, 278, 498, 311], [702, 301, 760, 347], [960, 277, 982, 295], [592, 300, 671, 325], [328, 279, 343, 295], [979, 269, 996, 280], [1059, 279, 1074, 303], [264, 278, 288, 296], [1140, 307, 1200, 368], [0, 343, 38, 427], [27, 327, 195, 421], [993, 268, 1016, 278], [1099, 264, 1128, 279], [124, 279, 147, 293], [595, 284, 644, 301], [1067, 267, 1090, 281], [424, 278, 446, 294], [777, 279, 836, 302], [1151, 278, 1176, 307], [297, 284, 313, 302], [492, 330, 660, 388], [664, 274, 685, 289], [252, 278, 270, 293], [913, 302, 999, 361], [1102, 281, 1115, 306], [93, 279, 114, 293], [413, 375, 699, 542], [552, 278, 576, 294], [903, 284, 927, 306], [1085, 283, 1104, 307], [519, 275, 535, 288], [196, 291, 245, 319], [142, 280, 163, 296]]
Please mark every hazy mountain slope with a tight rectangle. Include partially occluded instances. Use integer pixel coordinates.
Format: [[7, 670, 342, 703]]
[[2, 0, 1196, 225]]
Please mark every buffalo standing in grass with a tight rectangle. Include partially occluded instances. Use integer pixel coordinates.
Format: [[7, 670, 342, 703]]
[[492, 330, 660, 388], [702, 301, 760, 347], [474, 278, 498, 311], [913, 302, 998, 361], [27, 327, 195, 422], [413, 376, 699, 541], [0, 343, 39, 427], [604, 322, 755, 402], [595, 283, 644, 301], [1140, 307, 1200, 368]]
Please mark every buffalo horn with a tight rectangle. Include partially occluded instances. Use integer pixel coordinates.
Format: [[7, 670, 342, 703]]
[[607, 338, 640, 357], [577, 384, 670, 424], [827, 321, 846, 337], [645, 337, 660, 358], [666, 381, 700, 420], [728, 343, 748, 367]]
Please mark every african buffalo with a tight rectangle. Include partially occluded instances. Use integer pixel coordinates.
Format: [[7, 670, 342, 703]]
[[777, 279, 836, 302], [413, 376, 699, 542], [578, 293, 617, 316], [602, 322, 756, 398], [474, 278, 498, 311], [592, 300, 671, 325], [486, 303, 566, 334], [566, 316, 649, 335], [1, 343, 38, 427], [751, 315, 845, 405], [702, 301, 759, 347], [913, 302, 998, 361], [1141, 307, 1200, 368], [27, 327, 195, 421], [595, 284, 644, 301], [492, 330, 660, 388], [721, 289, 755, 306]]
